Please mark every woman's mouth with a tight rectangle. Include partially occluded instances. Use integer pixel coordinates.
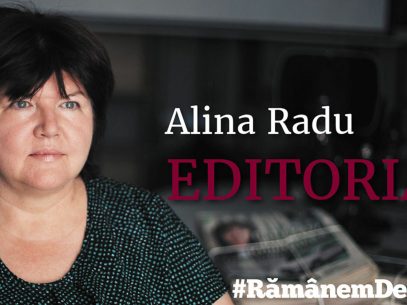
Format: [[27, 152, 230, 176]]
[[29, 150, 65, 162]]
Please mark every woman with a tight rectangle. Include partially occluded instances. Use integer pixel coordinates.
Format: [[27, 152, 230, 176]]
[[0, 6, 234, 304]]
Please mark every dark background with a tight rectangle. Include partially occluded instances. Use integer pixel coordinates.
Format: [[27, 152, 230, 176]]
[[6, 0, 407, 271]]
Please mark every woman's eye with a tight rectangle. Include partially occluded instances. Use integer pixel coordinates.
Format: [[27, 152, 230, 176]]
[[62, 101, 80, 109], [10, 100, 31, 109]]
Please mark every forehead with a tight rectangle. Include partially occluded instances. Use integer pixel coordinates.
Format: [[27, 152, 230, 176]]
[[33, 72, 87, 99]]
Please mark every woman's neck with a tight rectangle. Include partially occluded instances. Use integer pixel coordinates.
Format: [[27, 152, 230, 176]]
[[0, 177, 87, 242]]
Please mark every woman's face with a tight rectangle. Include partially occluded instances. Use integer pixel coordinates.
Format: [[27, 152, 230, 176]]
[[222, 226, 251, 246], [0, 72, 93, 192]]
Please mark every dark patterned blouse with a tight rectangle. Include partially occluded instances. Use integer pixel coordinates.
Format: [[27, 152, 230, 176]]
[[0, 177, 227, 304]]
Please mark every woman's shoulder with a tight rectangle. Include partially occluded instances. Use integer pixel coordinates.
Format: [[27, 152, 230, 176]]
[[85, 176, 168, 231], [83, 176, 228, 304]]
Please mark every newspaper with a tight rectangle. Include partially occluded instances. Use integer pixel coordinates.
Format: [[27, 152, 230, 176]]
[[196, 208, 380, 304]]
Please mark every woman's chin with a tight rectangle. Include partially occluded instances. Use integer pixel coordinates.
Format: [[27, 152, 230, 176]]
[[23, 172, 77, 192]]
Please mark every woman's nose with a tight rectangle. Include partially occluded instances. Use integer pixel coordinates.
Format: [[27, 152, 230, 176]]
[[33, 107, 60, 138]]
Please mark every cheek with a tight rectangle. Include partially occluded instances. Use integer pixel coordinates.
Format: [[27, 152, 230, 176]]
[[0, 121, 33, 154], [68, 114, 94, 153], [0, 121, 33, 177]]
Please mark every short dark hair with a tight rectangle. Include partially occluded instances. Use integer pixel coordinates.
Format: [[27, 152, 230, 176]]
[[0, 5, 114, 180]]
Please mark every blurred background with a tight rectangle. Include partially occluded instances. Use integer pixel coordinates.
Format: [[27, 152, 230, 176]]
[[6, 0, 407, 274]]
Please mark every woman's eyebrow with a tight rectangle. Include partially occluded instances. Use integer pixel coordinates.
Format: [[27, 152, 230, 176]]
[[66, 90, 85, 97]]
